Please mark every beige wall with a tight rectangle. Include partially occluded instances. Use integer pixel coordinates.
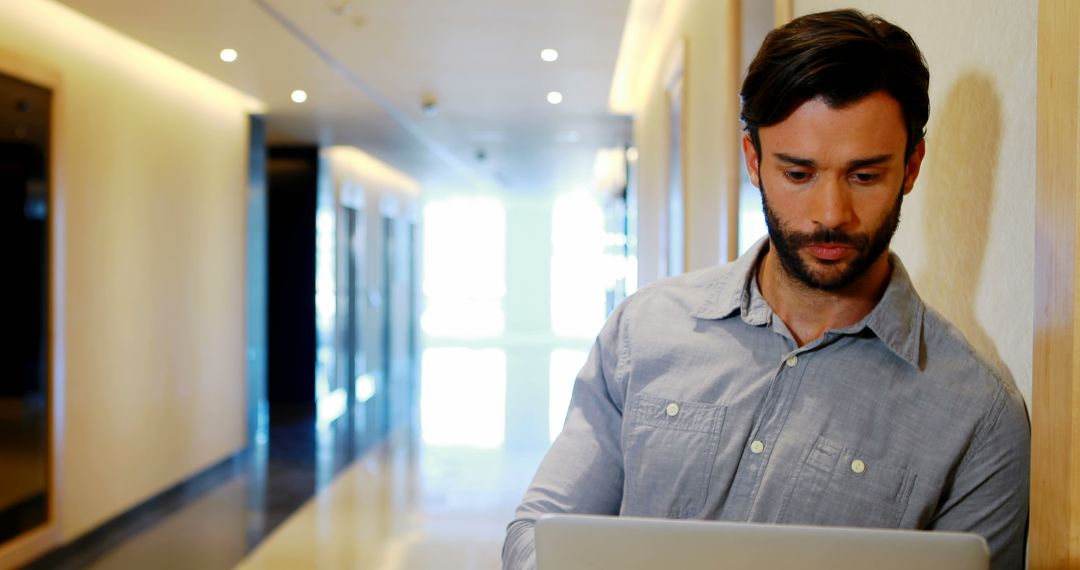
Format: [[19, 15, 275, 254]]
[[629, 0, 741, 285], [0, 0, 253, 540], [791, 0, 1037, 404], [629, 0, 1037, 400]]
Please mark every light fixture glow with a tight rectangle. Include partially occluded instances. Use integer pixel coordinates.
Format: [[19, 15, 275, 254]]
[[316, 388, 347, 427], [540, 48, 559, 62], [547, 91, 563, 105], [219, 48, 238, 63], [291, 90, 308, 103], [355, 373, 377, 403]]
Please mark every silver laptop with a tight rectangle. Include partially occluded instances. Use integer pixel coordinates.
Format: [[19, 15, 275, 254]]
[[534, 514, 989, 570]]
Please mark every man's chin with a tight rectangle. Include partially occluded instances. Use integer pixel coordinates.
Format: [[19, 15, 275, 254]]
[[791, 257, 858, 291]]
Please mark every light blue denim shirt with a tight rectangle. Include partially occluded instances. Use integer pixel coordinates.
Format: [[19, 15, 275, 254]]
[[504, 239, 1030, 570]]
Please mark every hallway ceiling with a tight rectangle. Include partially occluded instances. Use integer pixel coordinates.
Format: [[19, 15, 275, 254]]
[[56, 0, 633, 192]]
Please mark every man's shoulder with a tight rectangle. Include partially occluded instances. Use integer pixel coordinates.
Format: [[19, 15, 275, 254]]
[[638, 263, 735, 293], [918, 304, 1026, 418], [624, 263, 740, 316]]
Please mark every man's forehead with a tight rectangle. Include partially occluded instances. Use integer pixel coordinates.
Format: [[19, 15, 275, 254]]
[[757, 92, 908, 162]]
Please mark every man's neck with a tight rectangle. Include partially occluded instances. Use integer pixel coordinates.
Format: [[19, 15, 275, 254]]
[[757, 244, 893, 347]]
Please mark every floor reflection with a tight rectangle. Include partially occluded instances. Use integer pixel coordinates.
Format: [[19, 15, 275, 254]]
[[235, 435, 546, 570], [234, 346, 553, 569], [25, 406, 379, 570], [25, 347, 557, 570]]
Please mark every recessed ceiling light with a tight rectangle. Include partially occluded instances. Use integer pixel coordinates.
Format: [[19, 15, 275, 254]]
[[547, 91, 563, 105], [219, 48, 238, 63], [540, 48, 559, 62], [291, 90, 308, 103]]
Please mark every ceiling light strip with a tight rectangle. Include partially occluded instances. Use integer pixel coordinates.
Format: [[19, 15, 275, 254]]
[[250, 0, 492, 188]]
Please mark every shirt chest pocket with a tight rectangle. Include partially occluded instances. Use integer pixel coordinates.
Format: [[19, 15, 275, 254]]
[[778, 435, 917, 529], [621, 394, 727, 518]]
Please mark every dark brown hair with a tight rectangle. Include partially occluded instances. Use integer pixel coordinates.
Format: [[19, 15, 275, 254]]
[[740, 9, 930, 158]]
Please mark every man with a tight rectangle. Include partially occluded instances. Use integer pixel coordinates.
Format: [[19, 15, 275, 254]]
[[503, 9, 1029, 570]]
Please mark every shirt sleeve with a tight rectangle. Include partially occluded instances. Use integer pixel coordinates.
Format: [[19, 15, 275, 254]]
[[927, 382, 1030, 570], [502, 300, 631, 570]]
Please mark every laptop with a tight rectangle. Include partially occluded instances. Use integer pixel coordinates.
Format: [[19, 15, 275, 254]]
[[534, 514, 989, 570]]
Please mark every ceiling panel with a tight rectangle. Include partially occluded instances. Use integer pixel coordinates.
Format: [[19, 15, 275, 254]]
[[56, 0, 632, 193]]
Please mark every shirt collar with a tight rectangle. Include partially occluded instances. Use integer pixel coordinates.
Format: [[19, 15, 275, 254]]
[[852, 254, 925, 368], [689, 237, 768, 322], [690, 237, 925, 368]]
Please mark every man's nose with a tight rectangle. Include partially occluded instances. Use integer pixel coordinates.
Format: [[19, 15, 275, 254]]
[[808, 176, 854, 230]]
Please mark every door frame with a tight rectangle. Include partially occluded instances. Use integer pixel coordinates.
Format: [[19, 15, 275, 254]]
[[0, 47, 64, 569], [1031, 0, 1080, 567]]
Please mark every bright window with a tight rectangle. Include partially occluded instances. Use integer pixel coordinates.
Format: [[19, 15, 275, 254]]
[[738, 171, 768, 255], [421, 347, 506, 448], [550, 193, 606, 338], [422, 197, 506, 337]]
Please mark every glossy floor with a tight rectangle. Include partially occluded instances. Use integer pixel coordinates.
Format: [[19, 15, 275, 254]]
[[236, 435, 547, 570], [24, 407, 549, 570]]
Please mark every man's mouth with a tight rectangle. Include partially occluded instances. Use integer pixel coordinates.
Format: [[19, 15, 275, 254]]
[[805, 243, 852, 261]]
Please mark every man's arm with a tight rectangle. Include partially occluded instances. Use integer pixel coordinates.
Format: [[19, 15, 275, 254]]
[[928, 384, 1030, 570], [502, 302, 631, 570]]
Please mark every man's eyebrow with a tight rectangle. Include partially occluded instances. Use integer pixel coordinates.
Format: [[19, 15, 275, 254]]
[[772, 153, 894, 168], [773, 153, 815, 167], [848, 154, 893, 168]]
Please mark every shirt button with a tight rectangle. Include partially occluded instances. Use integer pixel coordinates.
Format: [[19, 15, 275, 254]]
[[750, 440, 765, 454], [851, 459, 866, 474], [785, 355, 799, 368], [665, 403, 680, 417]]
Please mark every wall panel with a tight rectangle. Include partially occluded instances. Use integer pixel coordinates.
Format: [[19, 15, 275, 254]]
[[627, 0, 741, 285], [0, 0, 252, 543], [1031, 1, 1080, 566]]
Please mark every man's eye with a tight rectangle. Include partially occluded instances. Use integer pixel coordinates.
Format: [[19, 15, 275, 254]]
[[785, 171, 810, 182], [853, 172, 879, 183]]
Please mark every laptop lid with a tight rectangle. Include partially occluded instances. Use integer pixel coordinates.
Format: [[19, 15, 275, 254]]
[[534, 514, 989, 570]]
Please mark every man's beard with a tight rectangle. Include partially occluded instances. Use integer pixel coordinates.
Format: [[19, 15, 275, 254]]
[[761, 179, 904, 292]]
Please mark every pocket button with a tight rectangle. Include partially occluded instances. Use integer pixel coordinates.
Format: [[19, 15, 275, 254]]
[[665, 403, 680, 417], [851, 459, 866, 474]]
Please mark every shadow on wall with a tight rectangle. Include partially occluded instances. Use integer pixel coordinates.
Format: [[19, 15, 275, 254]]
[[915, 72, 1007, 375]]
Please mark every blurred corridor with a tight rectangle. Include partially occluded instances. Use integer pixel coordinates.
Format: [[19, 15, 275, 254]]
[[0, 0, 1063, 567]]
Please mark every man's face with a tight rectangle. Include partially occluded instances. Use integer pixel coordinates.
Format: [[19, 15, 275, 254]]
[[742, 91, 926, 291]]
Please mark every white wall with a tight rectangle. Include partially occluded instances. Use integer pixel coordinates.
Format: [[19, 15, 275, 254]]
[[792, 0, 1037, 404], [0, 0, 254, 540], [627, 0, 741, 285]]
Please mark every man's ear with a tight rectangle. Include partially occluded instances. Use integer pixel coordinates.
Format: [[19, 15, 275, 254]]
[[741, 132, 761, 188], [903, 139, 926, 195]]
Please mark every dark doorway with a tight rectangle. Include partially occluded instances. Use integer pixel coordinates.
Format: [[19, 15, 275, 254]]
[[0, 72, 51, 545], [266, 146, 318, 413]]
